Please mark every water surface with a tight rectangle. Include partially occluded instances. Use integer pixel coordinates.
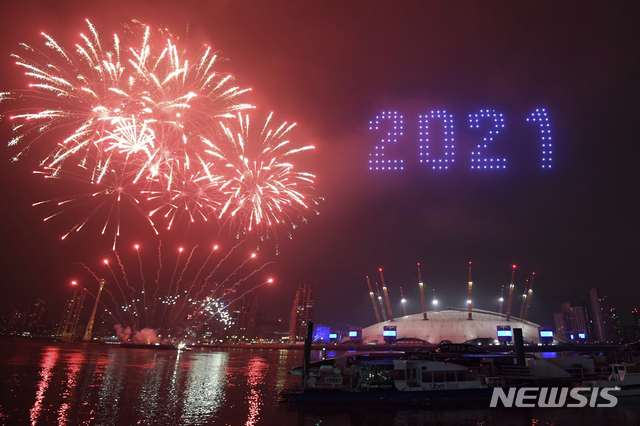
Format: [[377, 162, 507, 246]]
[[1, 341, 638, 425]]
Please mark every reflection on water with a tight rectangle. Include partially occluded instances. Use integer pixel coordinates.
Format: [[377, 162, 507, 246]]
[[57, 350, 84, 425], [0, 341, 638, 425], [245, 355, 267, 425], [29, 346, 58, 425]]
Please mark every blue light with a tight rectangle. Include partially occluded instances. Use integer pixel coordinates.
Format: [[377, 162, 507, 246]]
[[329, 333, 338, 339], [349, 331, 358, 337], [382, 330, 397, 337], [540, 331, 553, 338], [369, 111, 404, 171], [578, 333, 586, 339], [497, 330, 512, 337], [419, 110, 455, 170], [528, 108, 553, 168], [469, 109, 506, 169]]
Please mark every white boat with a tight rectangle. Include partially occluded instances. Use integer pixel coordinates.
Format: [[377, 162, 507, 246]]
[[581, 363, 640, 396]]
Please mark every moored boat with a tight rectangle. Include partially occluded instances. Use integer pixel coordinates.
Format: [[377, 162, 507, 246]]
[[281, 351, 505, 403], [581, 363, 640, 397]]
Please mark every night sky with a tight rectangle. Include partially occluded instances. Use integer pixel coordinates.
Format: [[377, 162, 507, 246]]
[[1, 1, 639, 331]]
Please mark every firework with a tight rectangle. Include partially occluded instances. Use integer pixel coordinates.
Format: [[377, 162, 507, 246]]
[[2, 20, 317, 245], [75, 240, 273, 343]]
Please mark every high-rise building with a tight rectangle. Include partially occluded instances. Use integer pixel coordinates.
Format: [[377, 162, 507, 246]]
[[570, 303, 591, 341], [228, 291, 259, 341], [632, 308, 640, 327], [554, 312, 567, 334], [288, 284, 315, 343], [556, 301, 592, 341], [25, 298, 45, 334], [589, 287, 617, 344], [611, 307, 621, 343]]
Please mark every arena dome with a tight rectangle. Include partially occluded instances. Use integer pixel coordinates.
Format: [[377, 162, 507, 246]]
[[357, 308, 566, 345]]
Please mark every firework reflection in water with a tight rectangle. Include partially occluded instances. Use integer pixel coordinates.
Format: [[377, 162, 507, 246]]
[[77, 239, 273, 344]]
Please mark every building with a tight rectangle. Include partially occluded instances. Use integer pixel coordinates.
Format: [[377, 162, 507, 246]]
[[554, 312, 567, 334], [353, 308, 567, 345], [633, 308, 640, 327], [258, 318, 289, 342], [555, 301, 592, 341], [228, 292, 259, 341], [24, 298, 45, 335], [589, 287, 618, 344], [288, 284, 315, 343]]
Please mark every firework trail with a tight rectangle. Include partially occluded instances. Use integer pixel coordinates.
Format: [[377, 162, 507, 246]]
[[76, 239, 273, 343], [1, 20, 318, 246]]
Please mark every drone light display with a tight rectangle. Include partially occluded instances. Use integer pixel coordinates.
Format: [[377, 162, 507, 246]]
[[369, 108, 553, 171]]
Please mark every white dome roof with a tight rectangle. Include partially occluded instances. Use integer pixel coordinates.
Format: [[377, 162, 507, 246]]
[[359, 308, 562, 344]]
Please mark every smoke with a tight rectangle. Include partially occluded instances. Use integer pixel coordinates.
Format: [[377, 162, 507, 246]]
[[114, 324, 131, 341], [113, 325, 160, 344], [132, 328, 161, 345]]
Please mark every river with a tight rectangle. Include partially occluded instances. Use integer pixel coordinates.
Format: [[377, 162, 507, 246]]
[[0, 341, 638, 425]]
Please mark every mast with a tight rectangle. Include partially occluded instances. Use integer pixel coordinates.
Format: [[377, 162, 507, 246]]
[[380, 269, 394, 321], [366, 276, 381, 323], [524, 272, 535, 321], [519, 279, 529, 319], [505, 265, 516, 321], [498, 284, 505, 314], [467, 262, 473, 320], [418, 263, 427, 320], [400, 287, 408, 317], [375, 282, 387, 321]]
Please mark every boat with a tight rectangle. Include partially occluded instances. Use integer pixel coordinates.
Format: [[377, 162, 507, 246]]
[[581, 363, 640, 396], [281, 351, 506, 403]]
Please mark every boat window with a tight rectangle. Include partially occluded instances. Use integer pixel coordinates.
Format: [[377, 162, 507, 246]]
[[457, 371, 469, 381], [445, 371, 456, 382], [422, 371, 433, 383], [433, 371, 445, 383], [394, 370, 406, 381]]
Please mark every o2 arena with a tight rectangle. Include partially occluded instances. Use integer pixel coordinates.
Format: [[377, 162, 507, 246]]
[[344, 265, 568, 345], [353, 308, 567, 345]]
